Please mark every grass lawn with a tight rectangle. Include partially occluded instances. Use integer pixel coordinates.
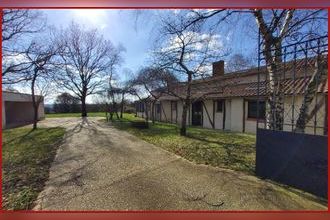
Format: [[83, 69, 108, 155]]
[[46, 112, 106, 118], [110, 114, 256, 175], [2, 127, 66, 210]]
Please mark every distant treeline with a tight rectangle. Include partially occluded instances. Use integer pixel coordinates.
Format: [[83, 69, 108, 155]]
[[45, 92, 135, 114], [50, 103, 108, 113], [45, 103, 106, 113], [45, 103, 135, 114]]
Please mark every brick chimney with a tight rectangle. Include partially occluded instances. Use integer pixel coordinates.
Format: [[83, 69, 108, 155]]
[[212, 60, 224, 77]]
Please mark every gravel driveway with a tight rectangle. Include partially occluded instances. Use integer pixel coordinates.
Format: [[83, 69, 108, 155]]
[[33, 117, 326, 210]]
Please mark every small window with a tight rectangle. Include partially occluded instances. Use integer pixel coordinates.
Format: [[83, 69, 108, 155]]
[[216, 100, 223, 112], [247, 100, 265, 119]]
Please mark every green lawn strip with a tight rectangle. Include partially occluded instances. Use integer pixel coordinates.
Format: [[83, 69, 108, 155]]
[[46, 112, 106, 118], [110, 114, 256, 175], [2, 127, 66, 210]]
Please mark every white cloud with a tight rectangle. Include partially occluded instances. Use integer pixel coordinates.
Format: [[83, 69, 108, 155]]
[[156, 31, 225, 76], [70, 9, 109, 30], [3, 53, 28, 66], [161, 31, 224, 59]]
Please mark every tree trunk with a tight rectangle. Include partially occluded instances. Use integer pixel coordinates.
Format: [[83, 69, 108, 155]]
[[263, 39, 284, 131], [81, 96, 87, 117], [254, 10, 287, 131], [180, 101, 188, 136], [180, 73, 192, 136], [115, 111, 120, 119], [120, 106, 124, 118], [120, 94, 124, 118], [31, 73, 38, 130], [295, 57, 326, 133]]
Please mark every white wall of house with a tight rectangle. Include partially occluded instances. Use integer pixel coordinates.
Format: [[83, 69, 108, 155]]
[[213, 100, 226, 130], [202, 100, 214, 129], [177, 101, 183, 125], [242, 94, 327, 135], [136, 93, 327, 136], [161, 100, 171, 123], [230, 98, 244, 132], [175, 100, 190, 125], [170, 101, 178, 123], [282, 94, 326, 135], [224, 99, 231, 131]]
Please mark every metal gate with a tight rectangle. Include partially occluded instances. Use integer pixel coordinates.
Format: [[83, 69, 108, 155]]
[[256, 35, 328, 135], [255, 35, 328, 198]]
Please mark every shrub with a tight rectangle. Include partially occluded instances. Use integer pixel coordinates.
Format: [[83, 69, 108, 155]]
[[131, 121, 149, 129]]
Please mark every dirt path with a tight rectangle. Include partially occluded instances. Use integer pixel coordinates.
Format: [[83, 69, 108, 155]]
[[33, 117, 326, 211]]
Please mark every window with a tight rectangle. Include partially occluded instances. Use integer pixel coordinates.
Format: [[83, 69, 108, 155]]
[[247, 100, 265, 119], [216, 100, 223, 112]]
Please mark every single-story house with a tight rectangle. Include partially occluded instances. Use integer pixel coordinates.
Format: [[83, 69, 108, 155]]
[[2, 91, 45, 129], [136, 58, 328, 135]]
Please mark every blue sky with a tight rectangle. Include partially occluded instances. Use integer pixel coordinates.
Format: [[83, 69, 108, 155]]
[[33, 9, 259, 103], [42, 9, 258, 79], [44, 9, 158, 81]]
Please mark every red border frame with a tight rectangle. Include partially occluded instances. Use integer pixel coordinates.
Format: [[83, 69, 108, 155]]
[[0, 0, 330, 8], [0, 1, 329, 219]]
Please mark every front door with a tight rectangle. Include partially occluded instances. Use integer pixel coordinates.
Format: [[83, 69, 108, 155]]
[[192, 101, 203, 126]]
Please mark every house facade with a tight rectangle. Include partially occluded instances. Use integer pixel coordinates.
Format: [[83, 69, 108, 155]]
[[2, 91, 45, 129], [136, 59, 328, 135]]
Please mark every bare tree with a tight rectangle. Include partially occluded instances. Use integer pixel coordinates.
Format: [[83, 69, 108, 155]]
[[114, 69, 136, 119], [107, 86, 122, 120], [2, 9, 45, 78], [118, 81, 136, 119], [128, 79, 151, 122], [18, 40, 58, 129], [154, 14, 228, 136], [103, 69, 129, 120], [55, 22, 124, 117], [225, 53, 254, 73], [134, 67, 177, 124]]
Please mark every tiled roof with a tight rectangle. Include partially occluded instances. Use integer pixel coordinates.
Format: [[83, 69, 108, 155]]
[[157, 56, 328, 101]]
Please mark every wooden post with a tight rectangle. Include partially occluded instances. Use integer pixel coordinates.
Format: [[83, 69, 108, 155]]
[[242, 99, 246, 133], [170, 101, 173, 123], [160, 101, 162, 121], [188, 103, 191, 126], [223, 100, 226, 130], [176, 101, 178, 123], [212, 100, 215, 129]]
